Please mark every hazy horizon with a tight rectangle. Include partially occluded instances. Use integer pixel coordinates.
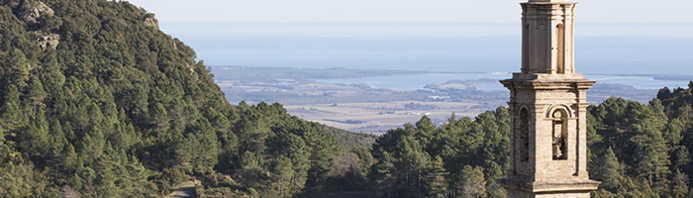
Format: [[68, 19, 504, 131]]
[[119, 1, 692, 91], [156, 22, 692, 75], [126, 0, 693, 23]]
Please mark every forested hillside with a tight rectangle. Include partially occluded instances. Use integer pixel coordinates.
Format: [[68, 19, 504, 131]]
[[588, 83, 693, 197], [354, 83, 693, 197], [364, 109, 511, 197], [0, 0, 376, 197]]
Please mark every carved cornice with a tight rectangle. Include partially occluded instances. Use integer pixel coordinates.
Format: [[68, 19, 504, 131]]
[[499, 178, 600, 193]]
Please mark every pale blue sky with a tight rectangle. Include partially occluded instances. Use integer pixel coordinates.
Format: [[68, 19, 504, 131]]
[[125, 0, 693, 23]]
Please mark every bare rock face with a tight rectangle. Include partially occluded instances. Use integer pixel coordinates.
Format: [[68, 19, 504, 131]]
[[186, 63, 195, 75], [21, 1, 60, 50], [22, 1, 54, 24], [36, 32, 60, 50], [144, 17, 159, 30]]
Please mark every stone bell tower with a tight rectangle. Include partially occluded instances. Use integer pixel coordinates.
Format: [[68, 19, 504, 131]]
[[499, 0, 600, 197]]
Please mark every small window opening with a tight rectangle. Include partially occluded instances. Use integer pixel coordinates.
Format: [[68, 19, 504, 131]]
[[552, 110, 568, 160]]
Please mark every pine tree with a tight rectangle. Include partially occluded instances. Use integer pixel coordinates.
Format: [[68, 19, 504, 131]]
[[460, 165, 485, 198], [286, 134, 310, 194], [671, 169, 690, 198], [148, 102, 170, 139], [415, 115, 436, 139], [484, 162, 507, 197], [598, 148, 621, 189], [24, 76, 47, 119], [38, 54, 65, 93], [3, 48, 29, 89], [631, 120, 670, 191], [273, 155, 293, 197], [0, 85, 24, 135], [424, 155, 448, 198]]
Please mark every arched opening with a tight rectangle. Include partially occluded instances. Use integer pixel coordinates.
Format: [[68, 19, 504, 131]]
[[552, 109, 568, 160]]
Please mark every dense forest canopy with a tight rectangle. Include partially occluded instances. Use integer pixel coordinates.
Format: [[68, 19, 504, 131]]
[[1, 0, 692, 197], [0, 0, 376, 197], [364, 83, 693, 197]]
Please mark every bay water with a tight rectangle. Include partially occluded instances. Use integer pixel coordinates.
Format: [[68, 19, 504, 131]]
[[160, 22, 693, 90]]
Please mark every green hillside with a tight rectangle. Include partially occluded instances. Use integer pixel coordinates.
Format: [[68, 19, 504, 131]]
[[0, 0, 377, 197]]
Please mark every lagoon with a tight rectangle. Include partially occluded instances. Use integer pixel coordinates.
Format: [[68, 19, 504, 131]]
[[160, 22, 693, 89]]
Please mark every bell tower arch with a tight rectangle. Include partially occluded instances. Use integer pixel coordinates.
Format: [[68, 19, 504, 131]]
[[499, 0, 600, 197]]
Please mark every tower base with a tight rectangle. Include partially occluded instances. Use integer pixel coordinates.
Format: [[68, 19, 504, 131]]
[[499, 178, 600, 198]]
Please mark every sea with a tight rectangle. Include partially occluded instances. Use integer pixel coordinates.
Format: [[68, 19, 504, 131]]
[[159, 22, 693, 90]]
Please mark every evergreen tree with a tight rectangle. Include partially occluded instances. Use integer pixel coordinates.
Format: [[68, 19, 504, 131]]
[[671, 169, 690, 198], [415, 115, 436, 140], [3, 48, 29, 89], [272, 155, 293, 197], [460, 165, 485, 198], [597, 148, 621, 189], [424, 155, 448, 198], [0, 85, 23, 135], [24, 76, 47, 119]]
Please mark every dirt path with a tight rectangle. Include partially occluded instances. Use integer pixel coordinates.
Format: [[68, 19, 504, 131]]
[[165, 180, 200, 198]]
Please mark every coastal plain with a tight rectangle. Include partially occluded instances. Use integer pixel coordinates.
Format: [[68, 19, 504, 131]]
[[214, 66, 663, 134]]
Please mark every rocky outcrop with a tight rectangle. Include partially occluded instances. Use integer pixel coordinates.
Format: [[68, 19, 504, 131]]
[[143, 16, 159, 30], [36, 32, 60, 50], [21, 1, 54, 23], [186, 63, 195, 75], [21, 2, 59, 50]]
